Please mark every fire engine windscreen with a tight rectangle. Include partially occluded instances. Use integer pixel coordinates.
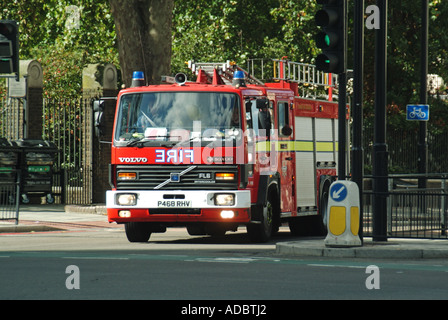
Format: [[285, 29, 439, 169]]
[[115, 92, 241, 146]]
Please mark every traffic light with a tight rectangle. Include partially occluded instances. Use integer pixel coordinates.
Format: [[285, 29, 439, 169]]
[[314, 0, 346, 74], [0, 20, 19, 76]]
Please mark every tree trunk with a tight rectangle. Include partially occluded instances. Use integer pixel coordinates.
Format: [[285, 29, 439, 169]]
[[109, 0, 174, 87]]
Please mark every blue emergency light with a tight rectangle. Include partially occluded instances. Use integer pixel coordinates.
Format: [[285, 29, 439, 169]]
[[234, 70, 245, 79], [131, 71, 145, 87], [232, 70, 246, 87]]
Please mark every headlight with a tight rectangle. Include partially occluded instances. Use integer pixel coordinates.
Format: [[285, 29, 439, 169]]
[[214, 193, 235, 206], [116, 193, 137, 206]]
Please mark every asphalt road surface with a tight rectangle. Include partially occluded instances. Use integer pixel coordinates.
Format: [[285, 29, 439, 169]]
[[1, 224, 448, 304]]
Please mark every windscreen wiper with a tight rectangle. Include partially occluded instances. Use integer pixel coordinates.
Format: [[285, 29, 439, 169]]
[[126, 136, 145, 147], [126, 136, 180, 147], [168, 136, 199, 147]]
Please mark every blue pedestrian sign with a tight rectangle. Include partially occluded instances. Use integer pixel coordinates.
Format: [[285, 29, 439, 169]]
[[406, 104, 429, 121], [330, 183, 348, 202]]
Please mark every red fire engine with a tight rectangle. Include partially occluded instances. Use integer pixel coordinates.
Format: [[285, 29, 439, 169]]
[[106, 59, 346, 242]]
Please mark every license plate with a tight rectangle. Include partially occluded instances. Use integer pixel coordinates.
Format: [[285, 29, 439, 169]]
[[157, 200, 192, 208]]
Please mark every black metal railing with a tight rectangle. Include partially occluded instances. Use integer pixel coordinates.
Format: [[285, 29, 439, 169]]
[[363, 174, 448, 239], [0, 169, 20, 224], [43, 98, 93, 205]]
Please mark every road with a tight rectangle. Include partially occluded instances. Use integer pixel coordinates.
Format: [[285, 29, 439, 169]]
[[1, 223, 448, 304]]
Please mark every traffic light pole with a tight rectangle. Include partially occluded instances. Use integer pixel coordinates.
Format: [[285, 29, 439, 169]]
[[314, 0, 349, 179], [352, 0, 365, 242], [418, 0, 428, 189], [372, 0, 388, 242], [338, 0, 348, 181], [314, 0, 348, 179], [338, 73, 347, 181], [338, 0, 348, 182]]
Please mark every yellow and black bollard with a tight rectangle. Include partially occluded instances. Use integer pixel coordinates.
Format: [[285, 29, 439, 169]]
[[325, 180, 362, 247]]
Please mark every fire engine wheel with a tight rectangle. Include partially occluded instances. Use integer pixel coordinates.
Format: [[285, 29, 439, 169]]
[[319, 179, 331, 233], [186, 224, 207, 236], [247, 193, 276, 243], [125, 222, 152, 242]]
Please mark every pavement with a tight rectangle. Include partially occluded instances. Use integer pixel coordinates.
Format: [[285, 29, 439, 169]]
[[0, 204, 112, 233], [276, 238, 448, 259], [1, 204, 448, 259]]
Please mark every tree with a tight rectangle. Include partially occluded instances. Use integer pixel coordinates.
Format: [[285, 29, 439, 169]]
[[0, 0, 118, 99], [360, 0, 448, 128], [171, 0, 317, 75], [109, 0, 174, 87]]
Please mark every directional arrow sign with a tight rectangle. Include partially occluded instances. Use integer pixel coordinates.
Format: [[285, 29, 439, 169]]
[[330, 183, 347, 202]]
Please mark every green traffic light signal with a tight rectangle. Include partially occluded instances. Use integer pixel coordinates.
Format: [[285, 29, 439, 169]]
[[316, 31, 338, 49], [325, 35, 330, 47], [314, 0, 346, 74]]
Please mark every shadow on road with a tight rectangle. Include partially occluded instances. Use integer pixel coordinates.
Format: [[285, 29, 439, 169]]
[[148, 227, 325, 245]]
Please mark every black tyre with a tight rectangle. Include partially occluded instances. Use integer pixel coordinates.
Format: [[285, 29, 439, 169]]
[[125, 222, 152, 242], [317, 179, 330, 235], [247, 192, 276, 242], [186, 224, 207, 236]]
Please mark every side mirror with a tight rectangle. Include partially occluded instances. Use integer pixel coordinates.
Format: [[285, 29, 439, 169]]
[[92, 100, 105, 137], [256, 98, 269, 109], [281, 124, 293, 136], [258, 108, 271, 133], [256, 99, 271, 132]]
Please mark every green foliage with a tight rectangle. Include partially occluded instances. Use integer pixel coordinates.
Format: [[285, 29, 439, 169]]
[[31, 44, 85, 99], [1, 0, 118, 98], [360, 0, 448, 136], [1, 0, 448, 127], [171, 0, 318, 74], [2, 0, 448, 175]]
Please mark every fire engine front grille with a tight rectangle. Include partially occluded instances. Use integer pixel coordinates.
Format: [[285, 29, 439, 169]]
[[116, 164, 238, 190]]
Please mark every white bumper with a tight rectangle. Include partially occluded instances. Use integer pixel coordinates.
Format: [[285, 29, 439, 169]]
[[106, 190, 251, 209]]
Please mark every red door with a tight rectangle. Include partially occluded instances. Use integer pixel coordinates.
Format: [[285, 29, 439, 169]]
[[277, 100, 295, 214]]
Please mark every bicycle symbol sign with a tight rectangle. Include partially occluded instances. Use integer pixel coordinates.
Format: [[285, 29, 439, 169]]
[[406, 104, 429, 121]]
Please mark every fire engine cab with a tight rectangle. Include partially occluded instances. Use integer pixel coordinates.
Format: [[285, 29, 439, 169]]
[[105, 59, 347, 242]]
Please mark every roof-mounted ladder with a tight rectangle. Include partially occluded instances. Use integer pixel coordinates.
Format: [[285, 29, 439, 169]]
[[245, 58, 338, 100], [246, 58, 336, 88], [272, 59, 335, 88], [187, 60, 264, 85]]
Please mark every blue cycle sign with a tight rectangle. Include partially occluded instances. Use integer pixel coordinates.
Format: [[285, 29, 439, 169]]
[[406, 104, 429, 121]]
